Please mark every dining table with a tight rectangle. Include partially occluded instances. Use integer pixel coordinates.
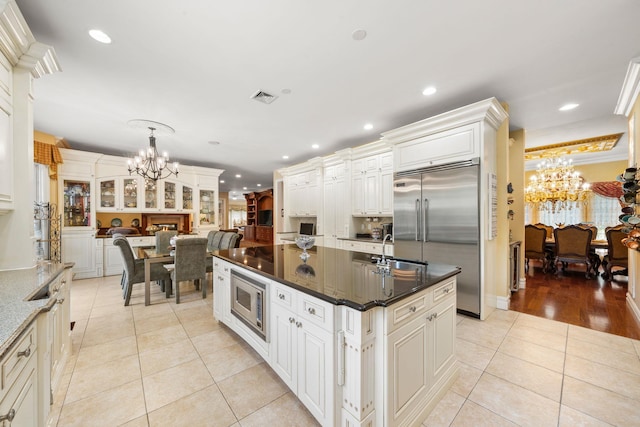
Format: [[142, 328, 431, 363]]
[[140, 247, 214, 306]]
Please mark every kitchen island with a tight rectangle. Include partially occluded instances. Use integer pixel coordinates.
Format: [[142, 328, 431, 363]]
[[213, 244, 460, 427]]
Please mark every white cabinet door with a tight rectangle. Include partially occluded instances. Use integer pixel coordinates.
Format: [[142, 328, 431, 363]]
[[270, 303, 297, 390], [104, 240, 124, 276], [62, 232, 98, 279], [364, 172, 379, 215], [379, 169, 394, 216], [0, 361, 38, 427], [429, 298, 456, 380], [351, 173, 365, 216], [296, 318, 330, 424], [213, 260, 231, 323]]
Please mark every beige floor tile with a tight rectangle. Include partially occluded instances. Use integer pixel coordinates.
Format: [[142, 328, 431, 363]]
[[450, 361, 482, 398], [455, 338, 496, 371], [486, 309, 519, 324], [562, 376, 640, 426], [456, 319, 509, 350], [174, 304, 214, 322], [507, 322, 567, 352], [201, 342, 263, 382], [132, 300, 173, 319], [568, 324, 637, 355], [567, 335, 640, 375], [74, 335, 138, 370], [564, 354, 640, 400], [81, 314, 135, 347], [468, 373, 559, 427], [148, 385, 237, 427], [558, 405, 614, 427], [514, 312, 569, 336], [136, 323, 189, 353], [88, 300, 132, 318], [498, 335, 565, 373], [450, 400, 517, 427], [238, 392, 319, 427], [422, 389, 465, 427], [485, 352, 563, 401], [65, 354, 141, 404], [217, 362, 288, 419], [181, 315, 222, 338], [191, 327, 244, 356], [57, 379, 146, 427], [134, 310, 180, 335], [120, 415, 150, 427], [139, 338, 199, 377], [633, 339, 640, 357], [142, 358, 214, 412]]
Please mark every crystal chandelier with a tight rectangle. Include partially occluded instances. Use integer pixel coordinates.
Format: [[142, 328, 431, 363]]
[[126, 120, 178, 181], [525, 157, 591, 213]]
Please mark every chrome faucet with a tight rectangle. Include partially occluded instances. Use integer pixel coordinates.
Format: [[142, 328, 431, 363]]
[[375, 234, 393, 276], [380, 234, 392, 264]]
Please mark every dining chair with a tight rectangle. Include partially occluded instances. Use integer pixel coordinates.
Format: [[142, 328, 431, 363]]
[[524, 224, 552, 273], [165, 237, 208, 304], [577, 223, 602, 272], [553, 225, 595, 278], [155, 230, 178, 253], [533, 223, 554, 239], [114, 236, 172, 305], [601, 225, 629, 280]]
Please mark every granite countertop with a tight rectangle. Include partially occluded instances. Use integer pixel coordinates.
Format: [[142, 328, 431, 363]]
[[214, 245, 460, 311], [0, 262, 70, 359]]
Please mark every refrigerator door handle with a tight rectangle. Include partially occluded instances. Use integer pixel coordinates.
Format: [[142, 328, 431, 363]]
[[415, 198, 420, 241], [423, 198, 429, 242]]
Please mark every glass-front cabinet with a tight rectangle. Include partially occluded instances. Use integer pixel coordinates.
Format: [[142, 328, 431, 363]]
[[63, 179, 91, 227], [144, 179, 158, 209], [163, 181, 176, 209], [199, 189, 216, 226], [182, 185, 193, 210], [97, 177, 141, 212]]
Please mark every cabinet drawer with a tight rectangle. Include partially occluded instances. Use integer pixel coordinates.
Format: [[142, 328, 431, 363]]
[[433, 278, 455, 303], [298, 295, 333, 331], [271, 282, 295, 309], [1, 325, 36, 391], [127, 236, 155, 247], [388, 289, 429, 332]]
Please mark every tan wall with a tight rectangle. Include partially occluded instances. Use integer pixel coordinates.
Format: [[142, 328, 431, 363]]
[[630, 95, 640, 309], [509, 129, 526, 285]]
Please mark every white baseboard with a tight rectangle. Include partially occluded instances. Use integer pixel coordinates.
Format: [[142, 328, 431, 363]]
[[519, 278, 526, 289], [627, 292, 640, 323], [496, 295, 510, 310]]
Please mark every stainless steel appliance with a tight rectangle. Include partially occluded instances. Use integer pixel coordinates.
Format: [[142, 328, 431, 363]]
[[381, 222, 393, 238], [230, 270, 268, 341], [393, 158, 481, 317]]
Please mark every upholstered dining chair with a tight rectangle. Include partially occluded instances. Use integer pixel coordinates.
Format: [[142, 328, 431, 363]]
[[533, 223, 554, 239], [601, 225, 629, 280], [114, 236, 172, 305], [553, 225, 595, 278], [524, 224, 552, 273], [165, 237, 208, 304], [155, 230, 178, 253], [205, 230, 243, 276]]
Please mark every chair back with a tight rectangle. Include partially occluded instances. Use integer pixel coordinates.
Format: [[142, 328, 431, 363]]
[[525, 224, 547, 258], [174, 237, 207, 282], [155, 230, 178, 253], [606, 225, 628, 263], [207, 230, 224, 251], [219, 232, 242, 249], [114, 236, 137, 277], [533, 223, 554, 238], [554, 225, 592, 258]]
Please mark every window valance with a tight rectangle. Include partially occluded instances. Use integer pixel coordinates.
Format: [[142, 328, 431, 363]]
[[34, 140, 63, 179]]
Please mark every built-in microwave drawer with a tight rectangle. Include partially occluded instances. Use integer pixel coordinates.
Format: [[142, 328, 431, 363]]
[[1, 325, 36, 391], [433, 278, 455, 303]]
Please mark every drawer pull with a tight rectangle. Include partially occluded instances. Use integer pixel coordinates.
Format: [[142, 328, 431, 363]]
[[17, 347, 31, 358], [444, 288, 451, 294], [57, 298, 65, 304], [289, 317, 295, 323], [307, 307, 316, 315], [279, 293, 285, 300], [427, 313, 438, 321], [296, 321, 303, 328], [408, 306, 417, 313], [0, 409, 15, 422]]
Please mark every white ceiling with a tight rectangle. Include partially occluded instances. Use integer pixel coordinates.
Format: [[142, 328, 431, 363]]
[[15, 0, 640, 193]]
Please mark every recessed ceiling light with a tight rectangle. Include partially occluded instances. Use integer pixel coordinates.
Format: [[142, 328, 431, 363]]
[[422, 86, 437, 96], [364, 123, 373, 130], [231, 196, 237, 200], [257, 184, 262, 187], [281, 88, 292, 94], [559, 103, 579, 111], [235, 174, 241, 178], [312, 144, 319, 149], [283, 155, 289, 159], [88, 29, 111, 44], [352, 29, 367, 41], [219, 180, 225, 183], [243, 187, 247, 190]]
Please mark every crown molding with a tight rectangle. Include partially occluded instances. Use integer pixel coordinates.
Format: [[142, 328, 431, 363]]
[[0, 1, 60, 77], [614, 57, 640, 117], [381, 97, 508, 145]]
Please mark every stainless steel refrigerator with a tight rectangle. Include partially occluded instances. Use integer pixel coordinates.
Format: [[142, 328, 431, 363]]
[[393, 159, 481, 317]]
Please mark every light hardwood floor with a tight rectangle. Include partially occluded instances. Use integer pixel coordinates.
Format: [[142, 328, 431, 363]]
[[51, 274, 640, 426]]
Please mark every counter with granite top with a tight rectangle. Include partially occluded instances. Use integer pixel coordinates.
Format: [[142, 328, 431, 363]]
[[0, 262, 71, 359]]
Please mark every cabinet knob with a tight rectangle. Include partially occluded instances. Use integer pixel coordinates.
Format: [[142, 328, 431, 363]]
[[17, 347, 31, 358], [0, 408, 16, 422], [289, 317, 295, 323], [296, 321, 303, 328], [427, 313, 438, 321], [409, 306, 417, 313], [57, 298, 65, 304], [444, 288, 451, 294], [307, 307, 316, 315], [279, 293, 285, 300]]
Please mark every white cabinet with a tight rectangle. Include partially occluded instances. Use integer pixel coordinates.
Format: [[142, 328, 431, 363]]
[[62, 231, 100, 279], [48, 271, 71, 397], [212, 259, 231, 324], [270, 283, 334, 425], [0, 325, 38, 427], [323, 163, 349, 248], [0, 71, 13, 213], [103, 238, 124, 276], [351, 152, 393, 216], [160, 180, 194, 212], [287, 170, 321, 217], [97, 176, 142, 212], [339, 239, 393, 256]]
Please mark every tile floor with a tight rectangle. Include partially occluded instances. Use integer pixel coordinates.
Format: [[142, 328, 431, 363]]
[[51, 275, 640, 426]]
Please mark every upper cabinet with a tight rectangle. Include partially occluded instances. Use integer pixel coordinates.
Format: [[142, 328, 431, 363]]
[[286, 169, 321, 217], [97, 176, 142, 212], [62, 179, 92, 227], [351, 151, 393, 217], [0, 55, 12, 214], [199, 189, 216, 226]]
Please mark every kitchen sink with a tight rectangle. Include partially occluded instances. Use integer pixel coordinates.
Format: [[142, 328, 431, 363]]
[[387, 259, 427, 273]]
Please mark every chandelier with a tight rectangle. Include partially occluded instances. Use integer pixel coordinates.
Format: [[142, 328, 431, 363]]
[[126, 120, 178, 181], [525, 157, 591, 213]]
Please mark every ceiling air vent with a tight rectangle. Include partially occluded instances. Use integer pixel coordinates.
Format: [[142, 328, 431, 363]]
[[251, 90, 278, 104]]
